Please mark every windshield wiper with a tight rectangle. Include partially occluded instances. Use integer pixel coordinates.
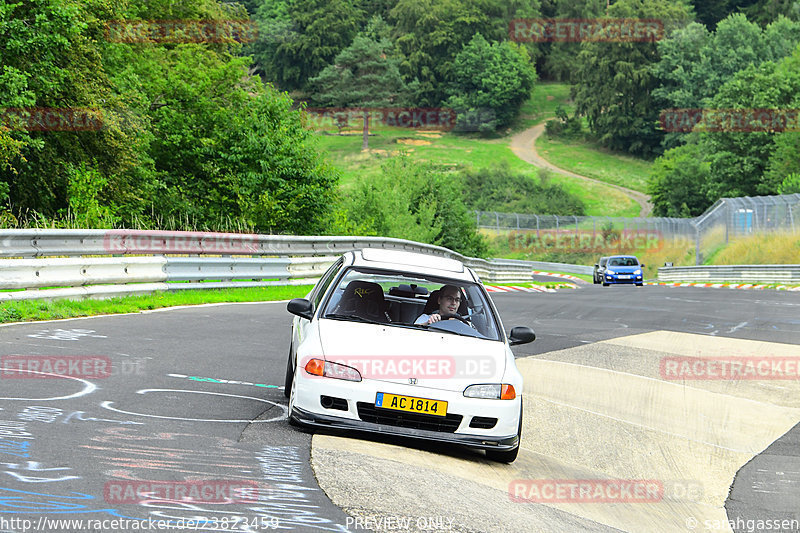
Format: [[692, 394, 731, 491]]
[[323, 313, 384, 325]]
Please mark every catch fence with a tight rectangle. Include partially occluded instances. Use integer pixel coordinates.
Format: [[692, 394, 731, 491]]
[[476, 194, 800, 265]]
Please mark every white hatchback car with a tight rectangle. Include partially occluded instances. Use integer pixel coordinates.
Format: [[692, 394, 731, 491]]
[[284, 249, 535, 462]]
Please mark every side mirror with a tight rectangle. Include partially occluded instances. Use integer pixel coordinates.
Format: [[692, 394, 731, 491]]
[[594, 263, 599, 268], [640, 263, 646, 268], [509, 326, 536, 346], [287, 298, 313, 320]]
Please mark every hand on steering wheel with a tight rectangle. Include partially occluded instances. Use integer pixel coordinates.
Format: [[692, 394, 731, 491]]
[[438, 312, 471, 325]]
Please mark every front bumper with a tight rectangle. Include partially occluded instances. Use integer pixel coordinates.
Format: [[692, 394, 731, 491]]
[[290, 405, 519, 451], [604, 273, 643, 284]]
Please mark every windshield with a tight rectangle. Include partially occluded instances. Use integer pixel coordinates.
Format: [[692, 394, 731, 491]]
[[609, 257, 639, 267], [320, 267, 501, 341]]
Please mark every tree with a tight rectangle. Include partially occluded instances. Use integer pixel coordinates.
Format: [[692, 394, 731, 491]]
[[758, 44, 800, 194], [309, 26, 411, 149], [335, 156, 488, 257], [247, 0, 297, 85], [652, 14, 800, 150], [742, 0, 800, 24], [460, 162, 585, 215], [0, 0, 144, 218], [210, 88, 340, 234], [688, 0, 759, 29], [777, 173, 800, 194], [572, 0, 694, 156], [763, 133, 800, 192], [539, 0, 605, 82], [389, 0, 502, 105], [446, 34, 537, 131], [1, 0, 341, 232], [106, 35, 340, 232], [647, 142, 712, 216], [701, 49, 800, 200], [650, 22, 711, 149], [265, 0, 365, 91]]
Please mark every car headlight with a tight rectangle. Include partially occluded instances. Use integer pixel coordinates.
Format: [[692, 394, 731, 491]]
[[634, 269, 642, 275], [605, 270, 615, 275], [463, 384, 516, 400], [304, 358, 362, 382]]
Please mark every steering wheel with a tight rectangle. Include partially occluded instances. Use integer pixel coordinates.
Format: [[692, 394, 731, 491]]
[[439, 312, 471, 325]]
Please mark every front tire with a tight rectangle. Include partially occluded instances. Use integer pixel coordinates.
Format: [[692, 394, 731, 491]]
[[287, 369, 302, 428], [602, 282, 609, 287], [487, 404, 522, 463], [283, 344, 294, 399]]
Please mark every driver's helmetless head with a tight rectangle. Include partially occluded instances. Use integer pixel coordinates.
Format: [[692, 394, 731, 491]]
[[438, 285, 462, 315]]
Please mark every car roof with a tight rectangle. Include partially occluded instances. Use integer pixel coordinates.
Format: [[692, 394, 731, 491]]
[[349, 249, 476, 281]]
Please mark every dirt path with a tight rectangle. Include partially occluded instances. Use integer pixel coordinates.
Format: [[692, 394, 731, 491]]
[[510, 122, 654, 217]]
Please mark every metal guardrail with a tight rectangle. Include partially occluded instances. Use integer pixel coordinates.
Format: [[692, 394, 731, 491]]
[[658, 265, 800, 284], [0, 230, 573, 301], [0, 230, 465, 259], [0, 257, 167, 289], [3, 230, 797, 300], [498, 259, 593, 276]]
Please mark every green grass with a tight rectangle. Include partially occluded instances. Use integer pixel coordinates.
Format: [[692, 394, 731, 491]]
[[0, 285, 314, 324], [311, 82, 651, 218], [535, 135, 653, 194], [316, 129, 531, 187], [543, 172, 640, 217], [315, 130, 640, 217], [0, 280, 582, 324], [514, 82, 575, 130], [706, 233, 800, 265]]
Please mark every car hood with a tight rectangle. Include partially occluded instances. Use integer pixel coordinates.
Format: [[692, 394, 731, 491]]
[[317, 319, 507, 392], [606, 265, 641, 272]]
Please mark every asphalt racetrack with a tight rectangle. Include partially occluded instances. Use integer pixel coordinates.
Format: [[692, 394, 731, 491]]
[[1, 283, 798, 533]]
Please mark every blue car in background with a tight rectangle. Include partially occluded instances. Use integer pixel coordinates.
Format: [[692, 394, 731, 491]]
[[602, 255, 644, 286]]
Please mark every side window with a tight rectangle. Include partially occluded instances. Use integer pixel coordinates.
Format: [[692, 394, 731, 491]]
[[312, 259, 343, 311]]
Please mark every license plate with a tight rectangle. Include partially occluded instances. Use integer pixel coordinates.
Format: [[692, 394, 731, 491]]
[[618, 275, 631, 279], [375, 392, 447, 417]]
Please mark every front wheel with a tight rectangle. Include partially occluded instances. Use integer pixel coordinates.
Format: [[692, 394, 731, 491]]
[[602, 282, 609, 287], [287, 368, 303, 428], [283, 344, 294, 399], [486, 404, 522, 463], [636, 283, 643, 287]]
